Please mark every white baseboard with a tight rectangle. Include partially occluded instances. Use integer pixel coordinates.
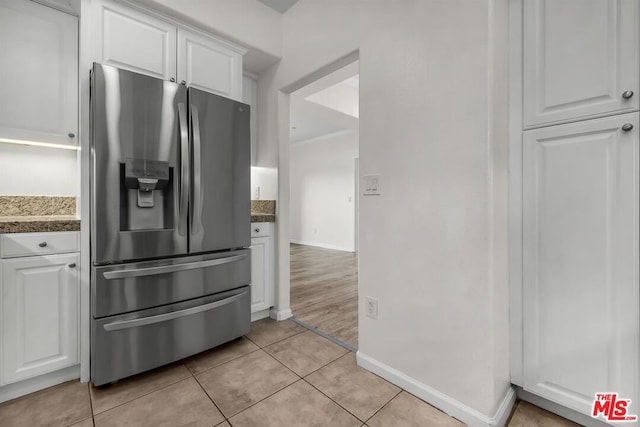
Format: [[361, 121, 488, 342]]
[[270, 308, 292, 321], [356, 352, 516, 427], [516, 387, 611, 427], [251, 308, 271, 322], [0, 365, 80, 404], [290, 239, 354, 253]]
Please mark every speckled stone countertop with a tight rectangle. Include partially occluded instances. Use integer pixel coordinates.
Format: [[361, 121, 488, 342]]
[[251, 213, 275, 223], [0, 196, 270, 232], [0, 215, 80, 234], [0, 196, 80, 234], [251, 200, 276, 223]]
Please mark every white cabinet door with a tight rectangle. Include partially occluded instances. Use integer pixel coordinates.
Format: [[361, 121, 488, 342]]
[[524, 0, 639, 128], [93, 0, 176, 80], [522, 114, 639, 417], [1, 253, 79, 384], [0, 0, 78, 146], [177, 29, 243, 100], [250, 235, 273, 313]]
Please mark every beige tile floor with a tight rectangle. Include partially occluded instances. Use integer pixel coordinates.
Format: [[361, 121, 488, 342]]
[[0, 319, 580, 427]]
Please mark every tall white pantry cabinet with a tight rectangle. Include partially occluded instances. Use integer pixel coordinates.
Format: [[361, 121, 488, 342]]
[[513, 0, 640, 424]]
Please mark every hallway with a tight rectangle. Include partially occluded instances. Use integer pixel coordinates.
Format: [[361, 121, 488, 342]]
[[290, 243, 358, 348]]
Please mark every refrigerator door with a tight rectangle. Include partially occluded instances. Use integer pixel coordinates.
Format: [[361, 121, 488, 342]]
[[91, 63, 189, 264], [189, 88, 250, 253]]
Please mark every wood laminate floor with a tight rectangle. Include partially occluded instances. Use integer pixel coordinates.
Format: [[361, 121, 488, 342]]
[[290, 243, 358, 348]]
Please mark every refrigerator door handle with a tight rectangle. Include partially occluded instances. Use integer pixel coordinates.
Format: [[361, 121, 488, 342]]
[[102, 254, 247, 280], [190, 104, 203, 235], [178, 102, 189, 236], [102, 291, 247, 331]]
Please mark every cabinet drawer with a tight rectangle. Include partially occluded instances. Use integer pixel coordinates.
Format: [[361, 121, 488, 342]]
[[1, 232, 79, 258], [251, 223, 272, 238], [92, 286, 250, 386]]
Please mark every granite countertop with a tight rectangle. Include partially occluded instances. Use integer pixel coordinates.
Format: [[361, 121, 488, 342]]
[[0, 197, 275, 233], [0, 196, 80, 234], [251, 213, 275, 223], [250, 200, 276, 223], [0, 215, 80, 234]]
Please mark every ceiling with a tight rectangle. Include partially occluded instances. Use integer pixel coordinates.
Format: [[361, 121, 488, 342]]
[[256, 0, 299, 13], [290, 62, 359, 144]]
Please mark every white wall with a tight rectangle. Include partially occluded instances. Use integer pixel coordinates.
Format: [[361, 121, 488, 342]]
[[258, 0, 511, 423], [290, 131, 358, 252], [0, 144, 78, 196]]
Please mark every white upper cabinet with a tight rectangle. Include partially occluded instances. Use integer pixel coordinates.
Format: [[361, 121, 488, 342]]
[[92, 0, 244, 101], [177, 29, 244, 101], [524, 0, 639, 128], [522, 114, 639, 417], [93, 0, 177, 80], [0, 0, 78, 146]]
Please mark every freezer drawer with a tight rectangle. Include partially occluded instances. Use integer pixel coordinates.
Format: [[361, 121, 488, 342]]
[[92, 249, 250, 318], [91, 286, 250, 386]]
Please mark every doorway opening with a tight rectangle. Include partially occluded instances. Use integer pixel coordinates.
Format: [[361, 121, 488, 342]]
[[288, 61, 359, 350]]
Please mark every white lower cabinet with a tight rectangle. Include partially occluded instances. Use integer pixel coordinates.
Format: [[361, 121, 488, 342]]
[[0, 232, 80, 393], [522, 114, 639, 419], [250, 223, 274, 316], [1, 253, 80, 385]]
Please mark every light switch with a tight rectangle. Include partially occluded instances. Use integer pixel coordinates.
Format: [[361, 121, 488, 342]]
[[363, 174, 382, 196]]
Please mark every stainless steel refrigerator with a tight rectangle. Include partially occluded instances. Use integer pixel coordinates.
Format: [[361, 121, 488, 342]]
[[90, 63, 251, 386]]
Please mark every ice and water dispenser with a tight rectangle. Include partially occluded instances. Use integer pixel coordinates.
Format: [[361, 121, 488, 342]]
[[120, 157, 175, 231]]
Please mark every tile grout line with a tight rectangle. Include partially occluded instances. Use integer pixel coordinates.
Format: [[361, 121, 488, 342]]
[[89, 365, 192, 417], [190, 368, 230, 426], [261, 334, 349, 380], [301, 377, 369, 424], [192, 343, 303, 423], [245, 326, 308, 349], [86, 381, 96, 427], [187, 345, 263, 377], [362, 389, 403, 425], [225, 378, 307, 422]]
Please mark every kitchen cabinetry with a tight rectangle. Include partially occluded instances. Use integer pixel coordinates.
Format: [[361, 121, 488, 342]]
[[177, 29, 243, 99], [523, 0, 638, 128], [0, 232, 80, 387], [92, 0, 176, 80], [92, 0, 245, 100], [0, 0, 78, 146], [514, 1, 640, 423], [522, 114, 639, 417], [250, 223, 274, 319]]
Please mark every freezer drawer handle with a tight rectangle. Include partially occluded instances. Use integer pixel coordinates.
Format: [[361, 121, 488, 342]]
[[102, 291, 246, 331], [102, 254, 246, 280]]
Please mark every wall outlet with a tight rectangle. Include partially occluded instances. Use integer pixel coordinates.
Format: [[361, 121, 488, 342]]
[[254, 186, 260, 199], [366, 296, 378, 319]]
